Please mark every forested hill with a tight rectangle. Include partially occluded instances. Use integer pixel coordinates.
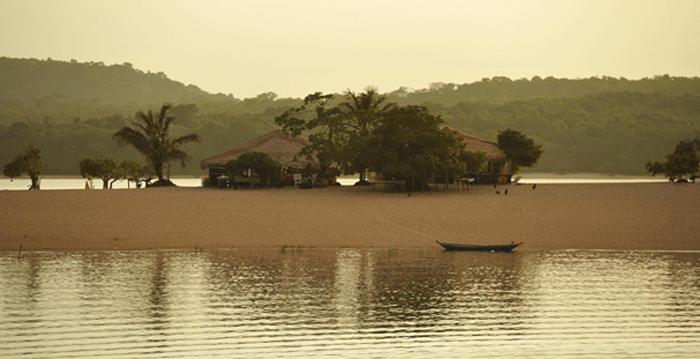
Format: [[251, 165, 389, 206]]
[[0, 57, 232, 104], [386, 75, 700, 106], [1, 57, 699, 176]]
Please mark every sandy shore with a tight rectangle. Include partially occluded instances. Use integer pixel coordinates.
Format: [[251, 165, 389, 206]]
[[1, 183, 699, 251]]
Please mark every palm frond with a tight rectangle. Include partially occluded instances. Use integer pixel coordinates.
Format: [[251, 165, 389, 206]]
[[172, 133, 202, 148], [167, 149, 191, 168], [113, 127, 151, 155], [158, 103, 176, 134]]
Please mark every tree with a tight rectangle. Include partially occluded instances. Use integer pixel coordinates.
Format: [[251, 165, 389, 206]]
[[645, 137, 700, 181], [80, 157, 150, 189], [225, 151, 280, 188], [275, 88, 396, 183], [79, 157, 121, 189], [275, 93, 345, 180], [367, 106, 481, 191], [337, 86, 396, 183], [3, 143, 46, 190], [113, 103, 201, 184], [120, 158, 150, 188], [496, 129, 543, 174]]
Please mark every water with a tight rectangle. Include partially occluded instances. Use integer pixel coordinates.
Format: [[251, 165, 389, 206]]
[[0, 177, 204, 191], [0, 175, 666, 191], [0, 177, 358, 190], [1, 248, 699, 358]]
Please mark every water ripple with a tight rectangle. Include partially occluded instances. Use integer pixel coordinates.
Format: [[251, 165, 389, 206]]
[[1, 249, 700, 358]]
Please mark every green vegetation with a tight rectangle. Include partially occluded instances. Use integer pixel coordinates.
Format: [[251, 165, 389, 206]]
[[79, 157, 120, 189], [119, 158, 150, 188], [2, 57, 699, 177], [3, 144, 46, 190], [645, 137, 700, 181], [113, 103, 202, 184], [225, 151, 280, 188], [387, 75, 700, 106], [79, 157, 149, 188], [275, 88, 398, 183], [337, 87, 397, 183], [0, 57, 224, 104], [367, 106, 488, 190], [275, 93, 344, 181], [274, 89, 484, 188], [278, 91, 490, 190], [497, 129, 543, 174]]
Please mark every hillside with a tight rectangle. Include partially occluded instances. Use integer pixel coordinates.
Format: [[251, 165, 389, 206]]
[[0, 57, 231, 104]]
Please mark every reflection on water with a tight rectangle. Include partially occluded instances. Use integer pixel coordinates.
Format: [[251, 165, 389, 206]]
[[1, 248, 699, 358]]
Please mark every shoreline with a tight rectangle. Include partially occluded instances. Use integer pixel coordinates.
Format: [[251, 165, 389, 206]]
[[1, 182, 698, 252]]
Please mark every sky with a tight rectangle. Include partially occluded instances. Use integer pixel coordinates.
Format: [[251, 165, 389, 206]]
[[1, 0, 699, 99]]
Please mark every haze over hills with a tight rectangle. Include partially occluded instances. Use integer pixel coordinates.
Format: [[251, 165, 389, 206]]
[[1, 57, 699, 176]]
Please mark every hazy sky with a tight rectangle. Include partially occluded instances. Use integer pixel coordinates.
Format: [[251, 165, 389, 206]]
[[1, 0, 698, 99]]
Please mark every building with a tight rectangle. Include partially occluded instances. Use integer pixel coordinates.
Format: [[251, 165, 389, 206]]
[[444, 126, 512, 184], [199, 130, 317, 185]]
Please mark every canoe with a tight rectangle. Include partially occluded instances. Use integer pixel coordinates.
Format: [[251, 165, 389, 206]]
[[436, 240, 523, 252]]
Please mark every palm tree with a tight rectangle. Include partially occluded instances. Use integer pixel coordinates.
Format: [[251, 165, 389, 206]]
[[339, 86, 396, 133], [338, 86, 396, 183], [113, 103, 201, 184]]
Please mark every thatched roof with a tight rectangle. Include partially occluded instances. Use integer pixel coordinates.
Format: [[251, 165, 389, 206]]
[[200, 130, 317, 169], [444, 126, 506, 160]]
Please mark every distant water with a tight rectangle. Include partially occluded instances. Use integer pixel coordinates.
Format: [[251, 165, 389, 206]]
[[0, 177, 204, 191], [517, 176, 667, 184], [0, 175, 670, 191], [0, 178, 352, 190], [1, 248, 699, 358]]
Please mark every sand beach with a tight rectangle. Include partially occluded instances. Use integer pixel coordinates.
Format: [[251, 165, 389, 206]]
[[1, 182, 698, 252]]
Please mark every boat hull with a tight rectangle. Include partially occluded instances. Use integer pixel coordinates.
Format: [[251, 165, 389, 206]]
[[436, 240, 522, 252]]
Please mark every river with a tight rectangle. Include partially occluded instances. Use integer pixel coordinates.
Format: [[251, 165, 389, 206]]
[[0, 173, 668, 191], [1, 248, 698, 358]]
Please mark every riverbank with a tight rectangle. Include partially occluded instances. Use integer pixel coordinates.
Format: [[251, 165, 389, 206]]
[[1, 183, 698, 251]]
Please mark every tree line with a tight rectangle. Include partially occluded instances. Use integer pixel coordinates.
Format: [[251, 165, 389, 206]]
[[6, 99, 697, 190], [4, 99, 542, 190], [3, 92, 697, 177], [386, 75, 700, 106]]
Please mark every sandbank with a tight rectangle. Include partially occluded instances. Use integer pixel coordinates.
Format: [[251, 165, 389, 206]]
[[1, 182, 698, 252]]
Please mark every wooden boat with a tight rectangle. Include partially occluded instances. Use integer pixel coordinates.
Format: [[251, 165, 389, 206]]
[[436, 240, 523, 252]]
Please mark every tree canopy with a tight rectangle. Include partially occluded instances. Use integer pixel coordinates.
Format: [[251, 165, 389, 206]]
[[120, 158, 150, 187], [225, 151, 280, 187], [78, 157, 148, 189], [337, 87, 396, 183], [275, 89, 397, 183], [645, 137, 700, 181], [367, 106, 488, 190], [3, 143, 46, 190], [497, 129, 543, 174], [79, 157, 120, 189], [275, 92, 346, 180]]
